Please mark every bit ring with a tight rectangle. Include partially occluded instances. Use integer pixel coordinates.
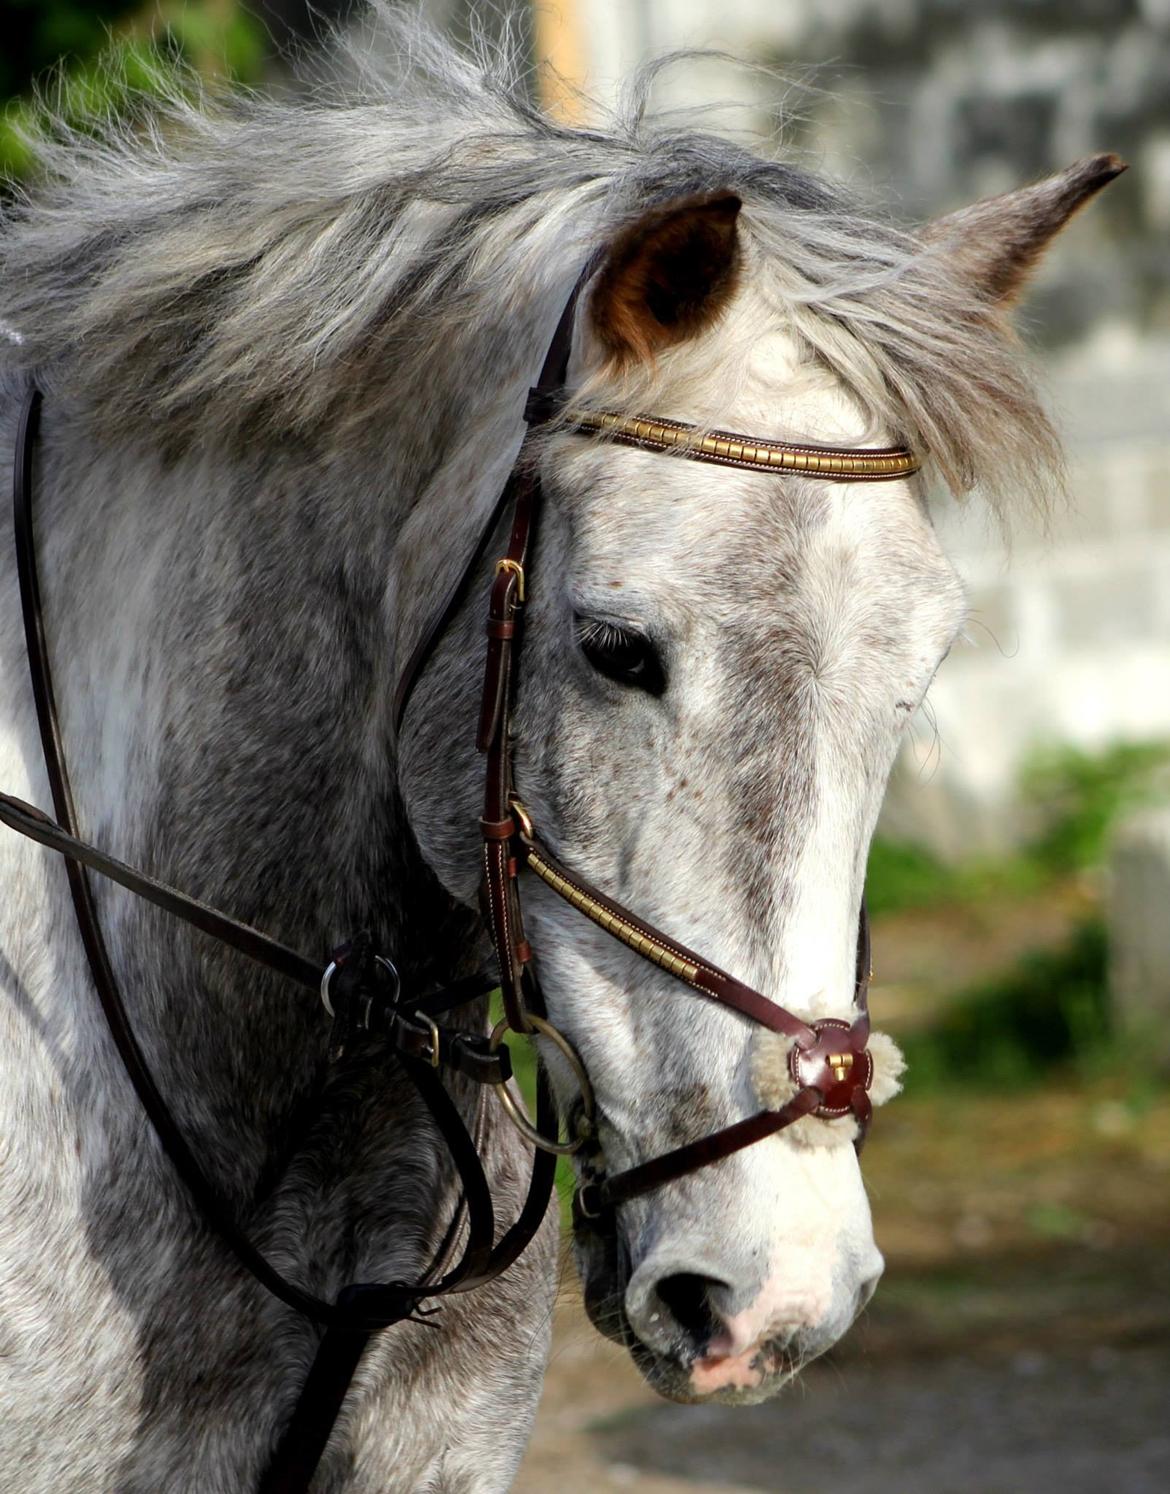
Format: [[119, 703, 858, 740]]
[[489, 1014, 595, 1155]]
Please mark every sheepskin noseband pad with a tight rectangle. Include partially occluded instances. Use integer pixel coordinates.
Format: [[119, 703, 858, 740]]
[[752, 1018, 905, 1147]]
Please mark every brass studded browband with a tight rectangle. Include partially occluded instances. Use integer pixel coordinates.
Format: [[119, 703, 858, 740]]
[[562, 408, 920, 481]]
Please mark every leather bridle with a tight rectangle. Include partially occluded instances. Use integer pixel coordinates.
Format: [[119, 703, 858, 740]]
[[2, 262, 918, 1491], [396, 265, 915, 1219]]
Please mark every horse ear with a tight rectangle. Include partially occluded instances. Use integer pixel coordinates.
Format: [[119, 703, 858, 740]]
[[920, 153, 1126, 306], [588, 192, 742, 363]]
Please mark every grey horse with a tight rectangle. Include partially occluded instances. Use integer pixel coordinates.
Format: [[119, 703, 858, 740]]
[[0, 6, 1121, 1490]]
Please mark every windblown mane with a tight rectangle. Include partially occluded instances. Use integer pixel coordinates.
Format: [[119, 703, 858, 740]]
[[0, 2, 1058, 507]]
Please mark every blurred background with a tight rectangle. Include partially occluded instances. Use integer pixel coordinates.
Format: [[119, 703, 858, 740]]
[[3, 2, 1168, 1489]]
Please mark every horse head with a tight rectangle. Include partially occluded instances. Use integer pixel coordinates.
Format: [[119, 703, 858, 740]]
[[399, 156, 1123, 1403]]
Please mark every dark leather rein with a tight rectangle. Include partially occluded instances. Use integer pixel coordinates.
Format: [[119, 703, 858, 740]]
[[2, 265, 917, 1491], [4, 385, 561, 1492]]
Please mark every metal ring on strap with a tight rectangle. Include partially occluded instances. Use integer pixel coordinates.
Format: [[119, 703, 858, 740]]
[[489, 1015, 595, 1155], [320, 954, 401, 1018]]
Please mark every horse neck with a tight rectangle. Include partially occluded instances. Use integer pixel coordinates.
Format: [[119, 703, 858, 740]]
[[2, 387, 495, 1199], [1, 244, 578, 1198]]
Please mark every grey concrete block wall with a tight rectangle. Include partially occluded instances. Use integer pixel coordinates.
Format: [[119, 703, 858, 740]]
[[566, 0, 1170, 856], [882, 337, 1170, 857]]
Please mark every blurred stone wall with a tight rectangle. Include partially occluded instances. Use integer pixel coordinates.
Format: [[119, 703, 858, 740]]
[[579, 0, 1170, 343], [571, 0, 1170, 855], [887, 335, 1170, 856]]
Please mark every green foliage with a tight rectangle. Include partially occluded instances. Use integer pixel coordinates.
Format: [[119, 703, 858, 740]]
[[867, 739, 1170, 916], [1, 0, 269, 183], [2, 40, 171, 180], [0, 1, 142, 101], [900, 919, 1110, 1092], [864, 834, 1044, 916], [864, 837, 954, 916], [1021, 740, 1170, 875]]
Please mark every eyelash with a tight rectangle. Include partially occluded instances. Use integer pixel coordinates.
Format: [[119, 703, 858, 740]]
[[575, 618, 632, 653], [574, 615, 667, 696]]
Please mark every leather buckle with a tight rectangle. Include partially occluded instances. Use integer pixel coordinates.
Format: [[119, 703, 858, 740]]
[[508, 796, 536, 844], [447, 1033, 512, 1085], [575, 1181, 605, 1221], [396, 1011, 443, 1069], [419, 1012, 442, 1069]]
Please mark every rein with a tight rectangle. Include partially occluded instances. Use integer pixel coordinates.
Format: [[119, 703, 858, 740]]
[[4, 388, 557, 1493], [2, 262, 917, 1490]]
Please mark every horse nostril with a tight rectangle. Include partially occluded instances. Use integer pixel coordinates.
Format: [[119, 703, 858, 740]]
[[854, 1268, 882, 1316], [653, 1272, 724, 1355]]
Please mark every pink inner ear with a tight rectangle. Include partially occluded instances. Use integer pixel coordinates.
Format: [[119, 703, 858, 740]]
[[589, 192, 742, 364]]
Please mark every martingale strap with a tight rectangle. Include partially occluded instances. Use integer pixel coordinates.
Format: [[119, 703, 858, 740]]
[[5, 385, 558, 1494], [9, 387, 523, 1306], [0, 790, 506, 1081]]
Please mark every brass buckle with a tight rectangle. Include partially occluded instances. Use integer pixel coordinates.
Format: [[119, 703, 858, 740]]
[[489, 1014, 595, 1155], [494, 557, 525, 602], [508, 795, 536, 845], [420, 1013, 442, 1069]]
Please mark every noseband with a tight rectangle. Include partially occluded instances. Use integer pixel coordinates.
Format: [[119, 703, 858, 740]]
[[2, 263, 917, 1490]]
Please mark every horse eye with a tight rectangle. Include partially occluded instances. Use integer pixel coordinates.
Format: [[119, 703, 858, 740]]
[[576, 617, 666, 696]]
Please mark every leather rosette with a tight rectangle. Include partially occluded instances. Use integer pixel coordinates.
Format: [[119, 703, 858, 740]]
[[752, 1019, 905, 1147]]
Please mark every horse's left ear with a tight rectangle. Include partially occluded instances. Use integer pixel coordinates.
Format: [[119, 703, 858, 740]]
[[588, 192, 742, 364], [921, 153, 1126, 306]]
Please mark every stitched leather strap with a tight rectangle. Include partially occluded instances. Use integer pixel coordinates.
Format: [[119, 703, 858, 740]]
[[478, 486, 539, 1032], [559, 409, 920, 480], [0, 791, 508, 1084], [393, 256, 599, 739], [580, 1088, 824, 1214], [518, 833, 820, 1044], [472, 266, 600, 1033]]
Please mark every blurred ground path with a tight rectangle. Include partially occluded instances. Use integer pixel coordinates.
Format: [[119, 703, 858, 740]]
[[514, 1082, 1170, 1494]]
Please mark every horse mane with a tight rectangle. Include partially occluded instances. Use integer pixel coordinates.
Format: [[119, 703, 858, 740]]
[[0, 1, 1058, 508]]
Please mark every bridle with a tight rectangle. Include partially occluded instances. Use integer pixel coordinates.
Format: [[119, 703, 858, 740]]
[[396, 266, 916, 1218], [1, 262, 918, 1490]]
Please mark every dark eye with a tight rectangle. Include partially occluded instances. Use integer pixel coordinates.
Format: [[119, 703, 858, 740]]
[[576, 616, 666, 696]]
